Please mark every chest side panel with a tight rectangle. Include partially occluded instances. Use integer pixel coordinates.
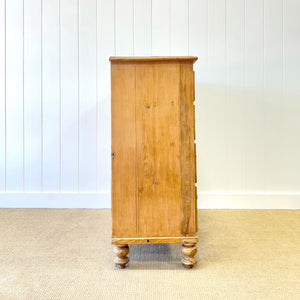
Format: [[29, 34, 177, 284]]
[[136, 62, 181, 237], [111, 63, 137, 237]]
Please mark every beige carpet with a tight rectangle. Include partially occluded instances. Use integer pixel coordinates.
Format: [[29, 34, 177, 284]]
[[0, 209, 299, 300]]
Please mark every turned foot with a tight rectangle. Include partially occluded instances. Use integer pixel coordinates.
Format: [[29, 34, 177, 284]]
[[113, 244, 129, 269], [181, 242, 197, 269]]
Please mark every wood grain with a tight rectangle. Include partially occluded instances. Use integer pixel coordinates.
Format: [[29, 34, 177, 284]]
[[111, 57, 198, 246], [111, 63, 137, 237], [179, 62, 197, 235], [110, 56, 198, 62], [136, 63, 181, 237], [113, 244, 129, 268], [181, 242, 197, 268], [112, 236, 198, 245]]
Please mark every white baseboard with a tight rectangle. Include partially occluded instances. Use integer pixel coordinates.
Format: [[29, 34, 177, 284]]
[[0, 192, 111, 208], [198, 192, 300, 209], [0, 192, 299, 209]]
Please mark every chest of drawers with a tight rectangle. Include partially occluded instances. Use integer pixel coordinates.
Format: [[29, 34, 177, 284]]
[[110, 56, 198, 268]]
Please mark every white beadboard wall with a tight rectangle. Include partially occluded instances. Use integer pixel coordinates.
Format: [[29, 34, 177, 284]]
[[0, 0, 300, 208]]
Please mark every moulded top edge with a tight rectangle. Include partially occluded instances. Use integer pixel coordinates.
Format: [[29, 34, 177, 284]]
[[109, 56, 198, 63]]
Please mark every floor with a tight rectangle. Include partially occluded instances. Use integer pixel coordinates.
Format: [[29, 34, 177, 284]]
[[0, 209, 299, 299]]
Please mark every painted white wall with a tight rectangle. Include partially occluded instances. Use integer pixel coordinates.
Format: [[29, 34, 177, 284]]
[[0, 0, 300, 208]]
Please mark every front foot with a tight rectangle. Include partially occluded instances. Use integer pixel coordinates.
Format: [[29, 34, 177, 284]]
[[181, 242, 197, 269], [113, 244, 129, 269]]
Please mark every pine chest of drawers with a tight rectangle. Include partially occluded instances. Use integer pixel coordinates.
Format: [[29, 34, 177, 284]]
[[110, 56, 198, 268]]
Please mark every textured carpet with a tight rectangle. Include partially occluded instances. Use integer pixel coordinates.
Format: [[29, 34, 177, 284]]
[[0, 209, 299, 300]]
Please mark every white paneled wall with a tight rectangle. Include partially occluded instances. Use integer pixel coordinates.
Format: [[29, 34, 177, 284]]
[[0, 0, 300, 208]]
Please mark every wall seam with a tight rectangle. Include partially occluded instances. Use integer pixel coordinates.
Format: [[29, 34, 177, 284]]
[[41, 0, 44, 192], [169, 0, 171, 55], [114, 0, 116, 55], [22, 0, 25, 192], [96, 0, 98, 192], [150, 0, 152, 55], [4, 0, 7, 192], [59, 0, 62, 192], [132, 0, 134, 55], [225, 0, 228, 192], [262, 0, 266, 193], [244, 0, 247, 192], [187, 0, 189, 55], [77, 0, 80, 192]]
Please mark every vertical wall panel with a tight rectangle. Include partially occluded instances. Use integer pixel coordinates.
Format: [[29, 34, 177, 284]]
[[1, 0, 300, 207], [152, 0, 169, 55], [283, 0, 300, 191], [226, 0, 246, 191], [170, 0, 188, 55], [115, 0, 133, 55], [60, 0, 79, 191], [264, 0, 284, 192], [42, 0, 60, 191], [245, 0, 264, 192], [134, 0, 151, 55], [78, 0, 97, 191], [0, 0, 5, 190], [24, 0, 42, 191], [6, 0, 23, 191], [97, 0, 114, 192], [189, 0, 209, 191], [206, 0, 227, 191]]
